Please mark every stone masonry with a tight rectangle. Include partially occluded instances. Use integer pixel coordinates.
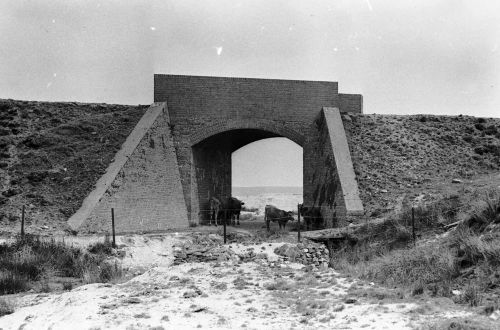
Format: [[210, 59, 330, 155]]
[[68, 75, 364, 233]]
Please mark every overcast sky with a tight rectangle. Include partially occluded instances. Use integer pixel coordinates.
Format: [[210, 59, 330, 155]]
[[1, 0, 498, 187]]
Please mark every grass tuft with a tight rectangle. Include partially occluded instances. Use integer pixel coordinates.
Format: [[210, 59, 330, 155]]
[[0, 298, 14, 317], [0, 234, 122, 294]]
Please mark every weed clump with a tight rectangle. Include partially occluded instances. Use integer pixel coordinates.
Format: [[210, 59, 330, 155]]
[[0, 234, 122, 294], [0, 298, 14, 317]]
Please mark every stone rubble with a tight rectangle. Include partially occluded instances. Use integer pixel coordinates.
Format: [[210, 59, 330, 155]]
[[172, 234, 330, 268]]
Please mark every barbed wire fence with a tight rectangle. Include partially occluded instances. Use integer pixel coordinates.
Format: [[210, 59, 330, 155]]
[[14, 195, 491, 246]]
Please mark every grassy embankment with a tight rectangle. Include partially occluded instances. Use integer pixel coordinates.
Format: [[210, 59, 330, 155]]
[[333, 190, 500, 308]]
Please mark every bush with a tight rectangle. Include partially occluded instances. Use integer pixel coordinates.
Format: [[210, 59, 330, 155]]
[[360, 244, 458, 286], [463, 135, 473, 143], [62, 281, 73, 291], [457, 284, 482, 307], [0, 271, 29, 295], [0, 234, 122, 294], [450, 227, 500, 268], [462, 191, 500, 232], [475, 123, 485, 131], [0, 298, 14, 317], [484, 125, 498, 135], [88, 239, 114, 255]]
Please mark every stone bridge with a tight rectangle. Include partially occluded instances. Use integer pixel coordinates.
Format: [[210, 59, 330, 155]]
[[68, 75, 364, 233]]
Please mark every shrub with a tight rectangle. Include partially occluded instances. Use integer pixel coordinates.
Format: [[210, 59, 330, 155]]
[[0, 298, 14, 317], [484, 125, 498, 135], [457, 284, 482, 307], [450, 227, 500, 268], [0, 234, 123, 293], [98, 261, 122, 283], [0, 271, 29, 295], [462, 191, 500, 232], [62, 281, 73, 291], [88, 239, 114, 255], [360, 244, 458, 286], [463, 135, 473, 143]]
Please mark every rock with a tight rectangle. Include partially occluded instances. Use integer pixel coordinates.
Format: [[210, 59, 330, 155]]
[[452, 178, 462, 183], [255, 253, 267, 260], [489, 310, 500, 320], [183, 289, 202, 298], [274, 244, 302, 261], [344, 297, 357, 304], [116, 250, 126, 258], [380, 189, 388, 193], [124, 297, 142, 304]]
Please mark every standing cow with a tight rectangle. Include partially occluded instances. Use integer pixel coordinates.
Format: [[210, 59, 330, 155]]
[[209, 196, 221, 226], [219, 197, 245, 226], [264, 205, 294, 232], [299, 204, 323, 230]]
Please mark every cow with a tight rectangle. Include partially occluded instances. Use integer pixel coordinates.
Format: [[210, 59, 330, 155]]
[[209, 196, 221, 226], [264, 205, 294, 232], [299, 204, 323, 230], [219, 197, 245, 226]]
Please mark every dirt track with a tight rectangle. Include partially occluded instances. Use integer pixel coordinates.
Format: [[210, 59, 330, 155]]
[[2, 232, 497, 330]]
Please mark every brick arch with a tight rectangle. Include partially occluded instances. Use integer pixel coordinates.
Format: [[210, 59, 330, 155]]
[[190, 119, 306, 147]]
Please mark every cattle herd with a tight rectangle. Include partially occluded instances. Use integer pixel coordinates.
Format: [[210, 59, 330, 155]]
[[208, 197, 324, 232]]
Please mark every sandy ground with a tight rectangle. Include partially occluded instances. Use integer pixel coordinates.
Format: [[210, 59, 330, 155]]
[[2, 233, 497, 330]]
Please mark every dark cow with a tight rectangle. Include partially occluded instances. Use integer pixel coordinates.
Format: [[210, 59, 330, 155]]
[[299, 204, 323, 230], [209, 197, 221, 226], [219, 197, 245, 226], [264, 205, 294, 231]]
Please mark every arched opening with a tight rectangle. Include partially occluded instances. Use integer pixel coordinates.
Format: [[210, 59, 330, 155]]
[[232, 138, 302, 217], [191, 128, 304, 223]]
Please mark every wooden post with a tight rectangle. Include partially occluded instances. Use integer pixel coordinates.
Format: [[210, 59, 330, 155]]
[[21, 205, 25, 239], [111, 208, 116, 248], [297, 204, 301, 243], [411, 206, 416, 245], [223, 209, 227, 244]]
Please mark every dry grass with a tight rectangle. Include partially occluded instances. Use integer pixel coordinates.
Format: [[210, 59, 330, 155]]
[[0, 298, 14, 317], [0, 234, 122, 294], [333, 191, 500, 303]]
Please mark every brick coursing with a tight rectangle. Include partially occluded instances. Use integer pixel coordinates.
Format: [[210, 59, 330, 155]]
[[72, 104, 188, 233]]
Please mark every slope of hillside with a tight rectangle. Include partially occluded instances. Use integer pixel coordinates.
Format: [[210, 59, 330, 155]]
[[344, 113, 500, 216], [0, 99, 147, 235]]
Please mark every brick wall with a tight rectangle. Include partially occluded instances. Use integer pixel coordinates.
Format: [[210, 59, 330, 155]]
[[308, 108, 364, 228], [339, 94, 363, 114], [69, 103, 189, 233]]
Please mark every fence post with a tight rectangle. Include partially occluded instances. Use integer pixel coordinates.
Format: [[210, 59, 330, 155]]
[[223, 209, 227, 244], [21, 205, 25, 239], [411, 206, 416, 245], [297, 204, 301, 243], [111, 208, 116, 248]]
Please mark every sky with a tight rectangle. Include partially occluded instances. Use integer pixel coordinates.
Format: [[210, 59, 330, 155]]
[[1, 0, 499, 187]]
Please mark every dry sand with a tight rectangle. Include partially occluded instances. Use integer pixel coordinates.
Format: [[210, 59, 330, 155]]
[[1, 233, 493, 330]]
